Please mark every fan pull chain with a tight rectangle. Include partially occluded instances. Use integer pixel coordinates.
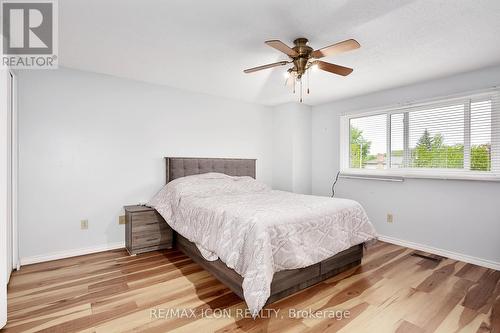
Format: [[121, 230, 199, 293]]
[[300, 79, 303, 103], [293, 79, 295, 94], [307, 69, 310, 94]]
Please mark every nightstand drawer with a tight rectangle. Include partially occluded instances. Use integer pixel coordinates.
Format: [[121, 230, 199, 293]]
[[131, 211, 163, 226], [132, 231, 172, 249], [124, 205, 174, 255], [132, 220, 169, 233]]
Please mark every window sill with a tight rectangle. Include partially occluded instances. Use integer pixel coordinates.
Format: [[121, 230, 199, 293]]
[[340, 169, 500, 182]]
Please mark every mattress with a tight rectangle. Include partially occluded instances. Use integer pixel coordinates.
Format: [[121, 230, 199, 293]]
[[147, 172, 377, 315]]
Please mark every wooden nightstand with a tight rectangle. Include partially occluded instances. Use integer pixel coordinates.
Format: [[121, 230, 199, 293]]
[[124, 205, 173, 255]]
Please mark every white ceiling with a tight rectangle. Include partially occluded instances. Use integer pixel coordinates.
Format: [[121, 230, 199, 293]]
[[59, 0, 500, 106]]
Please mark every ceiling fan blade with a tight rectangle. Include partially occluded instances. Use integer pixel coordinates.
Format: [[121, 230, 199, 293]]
[[315, 61, 353, 76], [243, 61, 288, 73], [265, 40, 299, 57], [311, 39, 360, 59]]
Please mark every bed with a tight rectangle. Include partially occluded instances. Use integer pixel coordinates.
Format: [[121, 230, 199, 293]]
[[148, 157, 376, 316]]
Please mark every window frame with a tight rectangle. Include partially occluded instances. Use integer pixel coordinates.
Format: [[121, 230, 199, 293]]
[[339, 89, 500, 181]]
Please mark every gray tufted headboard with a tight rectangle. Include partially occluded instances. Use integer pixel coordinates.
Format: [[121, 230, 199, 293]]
[[165, 157, 256, 183]]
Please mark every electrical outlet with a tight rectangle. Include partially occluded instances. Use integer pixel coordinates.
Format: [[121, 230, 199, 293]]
[[81, 219, 88, 230], [387, 214, 394, 223], [119, 215, 126, 225]]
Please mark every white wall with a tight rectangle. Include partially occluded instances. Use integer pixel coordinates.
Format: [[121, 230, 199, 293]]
[[17, 64, 500, 267], [312, 65, 500, 266], [17, 67, 274, 260], [271, 104, 293, 191], [292, 104, 312, 194], [272, 102, 311, 194]]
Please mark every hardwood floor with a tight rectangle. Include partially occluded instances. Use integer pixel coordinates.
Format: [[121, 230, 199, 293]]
[[4, 241, 500, 333]]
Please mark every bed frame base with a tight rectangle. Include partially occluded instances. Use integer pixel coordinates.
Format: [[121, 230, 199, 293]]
[[176, 233, 363, 305], [164, 157, 364, 306]]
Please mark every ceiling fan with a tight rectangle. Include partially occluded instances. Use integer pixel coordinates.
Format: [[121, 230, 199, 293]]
[[243, 38, 360, 101]]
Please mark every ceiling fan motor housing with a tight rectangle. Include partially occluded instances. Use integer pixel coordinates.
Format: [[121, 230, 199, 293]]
[[291, 38, 313, 79]]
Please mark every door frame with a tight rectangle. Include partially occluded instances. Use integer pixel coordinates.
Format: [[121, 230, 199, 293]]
[[9, 70, 19, 273], [1, 69, 18, 329]]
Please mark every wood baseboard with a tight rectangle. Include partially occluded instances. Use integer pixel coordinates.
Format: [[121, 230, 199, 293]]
[[19, 242, 125, 266], [377, 234, 500, 271]]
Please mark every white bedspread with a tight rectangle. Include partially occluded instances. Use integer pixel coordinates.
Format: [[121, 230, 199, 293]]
[[148, 173, 376, 315]]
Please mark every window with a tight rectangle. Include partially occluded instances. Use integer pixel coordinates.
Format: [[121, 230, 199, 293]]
[[471, 101, 492, 171], [408, 104, 464, 169], [342, 90, 500, 179], [390, 113, 404, 168], [349, 114, 386, 169]]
